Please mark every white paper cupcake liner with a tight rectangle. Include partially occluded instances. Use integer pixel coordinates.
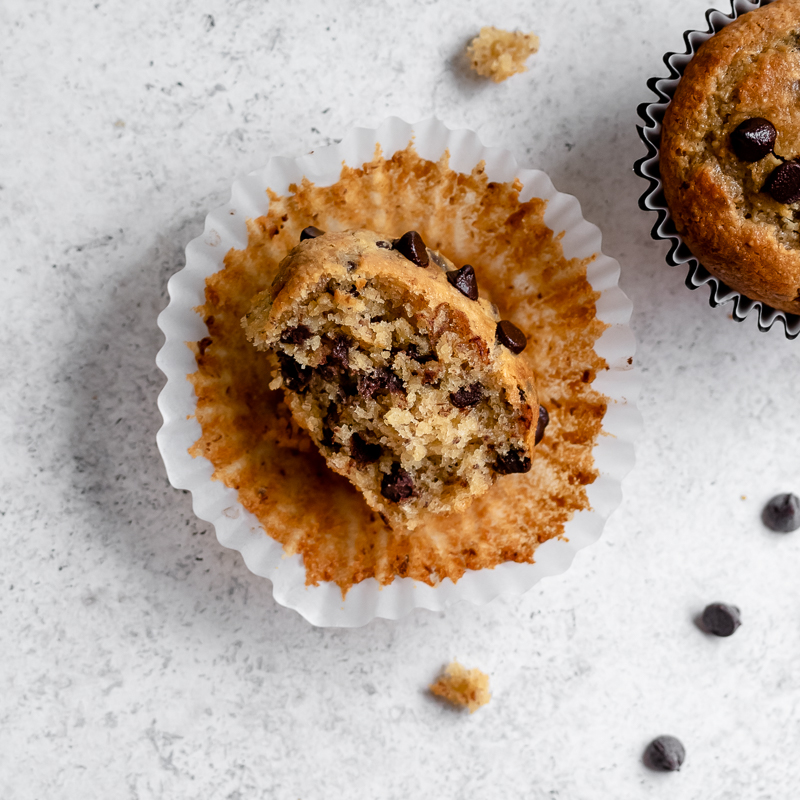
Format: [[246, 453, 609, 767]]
[[635, 0, 800, 339], [156, 117, 640, 626]]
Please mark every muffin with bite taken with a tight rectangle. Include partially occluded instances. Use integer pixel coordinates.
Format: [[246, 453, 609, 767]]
[[243, 227, 545, 531]]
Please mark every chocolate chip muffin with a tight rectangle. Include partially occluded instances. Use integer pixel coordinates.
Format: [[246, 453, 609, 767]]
[[660, 0, 800, 315], [243, 228, 541, 531]]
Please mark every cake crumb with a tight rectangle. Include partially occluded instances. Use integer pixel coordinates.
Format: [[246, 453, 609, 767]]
[[430, 661, 491, 712], [466, 27, 539, 83]]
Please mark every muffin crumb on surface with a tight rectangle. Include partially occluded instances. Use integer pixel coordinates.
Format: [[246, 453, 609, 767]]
[[430, 662, 491, 713], [467, 26, 539, 82]]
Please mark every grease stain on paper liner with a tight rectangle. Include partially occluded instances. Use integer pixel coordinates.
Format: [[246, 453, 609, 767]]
[[188, 143, 607, 593]]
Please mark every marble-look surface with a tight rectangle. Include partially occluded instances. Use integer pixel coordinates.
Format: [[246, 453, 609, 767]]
[[3, 0, 799, 797]]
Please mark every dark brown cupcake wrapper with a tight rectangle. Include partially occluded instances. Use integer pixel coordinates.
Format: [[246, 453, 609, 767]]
[[634, 0, 800, 340]]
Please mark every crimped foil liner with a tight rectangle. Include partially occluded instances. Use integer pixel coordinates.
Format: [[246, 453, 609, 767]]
[[635, 0, 800, 339], [156, 117, 640, 627]]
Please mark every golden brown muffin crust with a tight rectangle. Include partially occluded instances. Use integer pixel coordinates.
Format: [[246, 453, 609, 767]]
[[660, 0, 800, 313]]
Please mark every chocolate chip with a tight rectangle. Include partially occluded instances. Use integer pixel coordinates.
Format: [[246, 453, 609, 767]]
[[350, 433, 381, 465], [446, 264, 479, 301], [403, 343, 437, 364], [198, 337, 212, 356], [763, 493, 800, 532], [280, 324, 312, 345], [328, 335, 350, 370], [358, 367, 405, 399], [300, 225, 324, 241], [381, 463, 416, 503], [450, 382, 484, 408], [376, 240, 391, 249], [496, 320, 527, 354], [494, 448, 532, 474], [393, 231, 429, 267], [644, 736, 685, 772], [701, 603, 741, 637], [766, 161, 800, 204], [535, 405, 549, 445], [731, 118, 776, 162], [346, 261, 358, 272], [277, 352, 311, 392]]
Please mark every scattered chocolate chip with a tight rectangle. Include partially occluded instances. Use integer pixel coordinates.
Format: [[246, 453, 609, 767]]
[[450, 382, 484, 408], [300, 225, 324, 241], [381, 463, 416, 503], [731, 118, 776, 162], [763, 493, 800, 532], [535, 405, 549, 445], [277, 352, 311, 392], [403, 343, 437, 364], [376, 240, 391, 249], [280, 324, 312, 345], [198, 337, 212, 356], [494, 448, 532, 474], [350, 433, 382, 465], [346, 261, 358, 272], [393, 231, 429, 267], [701, 603, 741, 637], [644, 736, 685, 772], [766, 161, 800, 204], [358, 367, 405, 399], [446, 264, 479, 300], [496, 320, 527, 354]]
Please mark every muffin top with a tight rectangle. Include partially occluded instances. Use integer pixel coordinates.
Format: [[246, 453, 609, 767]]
[[660, 0, 800, 314]]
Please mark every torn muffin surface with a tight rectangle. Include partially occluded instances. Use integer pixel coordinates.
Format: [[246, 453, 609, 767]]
[[243, 229, 539, 531], [430, 662, 491, 713]]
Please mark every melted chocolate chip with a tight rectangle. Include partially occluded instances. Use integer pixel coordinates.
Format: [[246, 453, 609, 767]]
[[644, 736, 685, 772], [496, 320, 527, 354], [280, 324, 312, 345], [701, 603, 741, 637], [446, 264, 479, 300], [277, 352, 311, 392], [376, 240, 391, 249], [350, 433, 382, 465], [328, 335, 350, 370], [358, 367, 405, 400], [450, 382, 484, 408], [766, 161, 800, 204], [300, 225, 324, 241], [404, 343, 437, 364], [381, 463, 416, 503], [763, 493, 800, 532], [393, 231, 429, 267], [731, 118, 776, 162], [494, 448, 532, 474], [535, 405, 549, 445]]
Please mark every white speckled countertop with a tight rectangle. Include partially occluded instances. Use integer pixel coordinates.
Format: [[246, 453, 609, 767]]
[[3, 0, 800, 797]]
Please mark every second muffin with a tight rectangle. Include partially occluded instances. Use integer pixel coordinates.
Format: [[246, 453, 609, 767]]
[[660, 0, 800, 315]]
